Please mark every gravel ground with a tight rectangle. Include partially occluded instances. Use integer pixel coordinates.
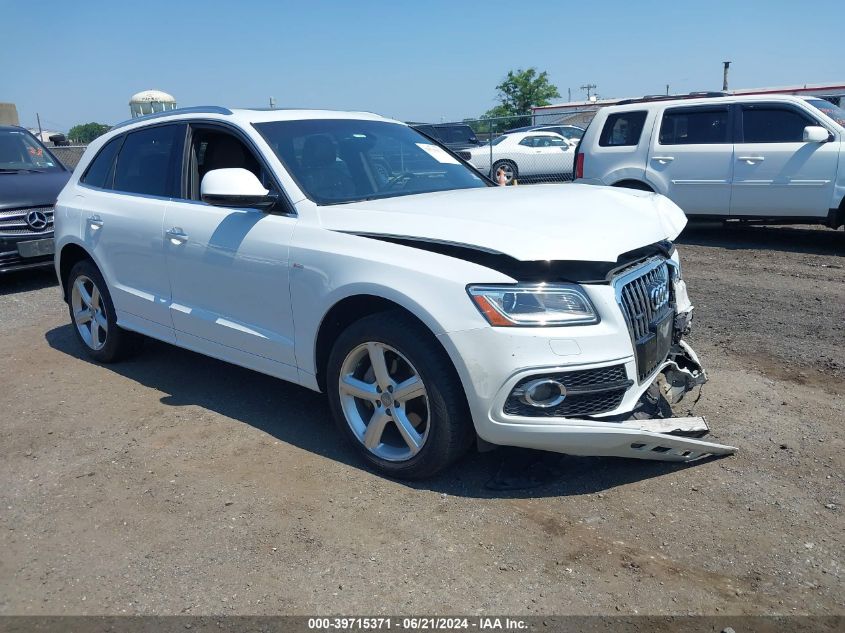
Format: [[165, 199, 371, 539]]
[[0, 222, 843, 616]]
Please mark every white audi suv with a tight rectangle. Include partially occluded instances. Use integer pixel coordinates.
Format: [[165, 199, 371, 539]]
[[53, 106, 734, 478]]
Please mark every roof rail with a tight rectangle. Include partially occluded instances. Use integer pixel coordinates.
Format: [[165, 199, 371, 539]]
[[110, 105, 232, 131], [615, 91, 728, 106]]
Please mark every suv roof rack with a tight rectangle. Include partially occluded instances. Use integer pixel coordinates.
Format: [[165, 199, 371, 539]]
[[615, 91, 727, 106], [111, 106, 232, 131]]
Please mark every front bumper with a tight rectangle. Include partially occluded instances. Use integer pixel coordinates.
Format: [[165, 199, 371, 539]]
[[0, 234, 55, 273], [439, 283, 736, 462]]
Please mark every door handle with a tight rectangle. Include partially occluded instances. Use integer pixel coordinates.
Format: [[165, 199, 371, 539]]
[[87, 215, 103, 230], [651, 156, 675, 164], [738, 156, 765, 164], [165, 227, 188, 244]]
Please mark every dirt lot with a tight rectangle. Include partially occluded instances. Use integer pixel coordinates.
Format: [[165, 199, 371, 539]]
[[0, 223, 843, 616]]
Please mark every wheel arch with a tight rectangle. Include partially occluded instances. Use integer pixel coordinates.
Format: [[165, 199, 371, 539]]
[[313, 293, 452, 394], [612, 179, 654, 192], [57, 242, 95, 302]]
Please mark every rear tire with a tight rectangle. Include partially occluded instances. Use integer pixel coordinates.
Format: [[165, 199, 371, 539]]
[[326, 311, 474, 479], [67, 260, 141, 363]]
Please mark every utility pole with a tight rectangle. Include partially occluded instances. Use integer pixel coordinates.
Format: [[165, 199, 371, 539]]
[[36, 113, 43, 140], [580, 84, 597, 100], [722, 61, 731, 91], [269, 97, 276, 109], [567, 87, 571, 102], [666, 84, 670, 96]]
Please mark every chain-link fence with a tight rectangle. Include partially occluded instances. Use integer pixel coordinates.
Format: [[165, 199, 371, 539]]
[[418, 109, 598, 186]]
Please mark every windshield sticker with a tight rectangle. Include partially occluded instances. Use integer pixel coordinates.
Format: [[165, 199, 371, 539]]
[[415, 143, 460, 165]]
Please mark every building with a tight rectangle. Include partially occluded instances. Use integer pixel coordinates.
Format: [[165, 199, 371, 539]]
[[27, 129, 64, 143], [532, 82, 845, 126], [129, 90, 177, 118], [0, 103, 20, 126]]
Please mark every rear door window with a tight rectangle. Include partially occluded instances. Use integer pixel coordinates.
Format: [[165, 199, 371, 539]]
[[659, 107, 730, 144], [80, 136, 123, 189], [741, 106, 815, 143], [113, 124, 182, 197], [599, 111, 647, 147]]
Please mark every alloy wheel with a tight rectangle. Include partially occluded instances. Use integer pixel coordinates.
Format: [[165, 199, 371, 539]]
[[71, 275, 108, 351], [493, 162, 515, 184], [338, 342, 430, 461]]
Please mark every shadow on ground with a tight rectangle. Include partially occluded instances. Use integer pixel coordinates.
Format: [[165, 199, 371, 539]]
[[45, 323, 717, 499], [0, 267, 57, 296], [679, 222, 844, 256]]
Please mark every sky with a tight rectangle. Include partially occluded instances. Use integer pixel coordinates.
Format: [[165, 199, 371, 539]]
[[2, 0, 842, 132]]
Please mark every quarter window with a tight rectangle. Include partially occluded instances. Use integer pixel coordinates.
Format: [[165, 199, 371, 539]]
[[599, 111, 647, 147], [741, 107, 814, 143], [113, 125, 180, 197], [80, 136, 122, 189], [659, 107, 730, 145]]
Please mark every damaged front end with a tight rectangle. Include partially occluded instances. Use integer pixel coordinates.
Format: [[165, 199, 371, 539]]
[[485, 257, 736, 463], [608, 269, 735, 461]]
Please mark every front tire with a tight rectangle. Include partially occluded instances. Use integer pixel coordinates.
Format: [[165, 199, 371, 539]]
[[491, 160, 517, 185], [67, 260, 140, 363], [326, 311, 473, 479]]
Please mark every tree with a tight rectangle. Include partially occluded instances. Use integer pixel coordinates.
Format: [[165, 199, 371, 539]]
[[478, 68, 561, 132], [494, 67, 561, 115], [68, 122, 111, 144]]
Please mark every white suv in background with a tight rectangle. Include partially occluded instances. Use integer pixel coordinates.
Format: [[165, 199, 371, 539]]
[[53, 106, 734, 479], [574, 94, 845, 228]]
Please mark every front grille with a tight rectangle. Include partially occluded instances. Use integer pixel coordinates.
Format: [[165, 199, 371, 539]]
[[503, 364, 632, 418], [0, 206, 54, 236], [456, 151, 472, 161], [615, 258, 674, 381]]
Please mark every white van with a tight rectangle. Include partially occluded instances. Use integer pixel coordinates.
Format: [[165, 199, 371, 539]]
[[574, 94, 845, 228]]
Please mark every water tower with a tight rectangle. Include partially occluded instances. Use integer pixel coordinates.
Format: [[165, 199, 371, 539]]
[[129, 90, 177, 118]]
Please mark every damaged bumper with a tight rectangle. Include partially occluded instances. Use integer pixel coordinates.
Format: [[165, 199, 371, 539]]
[[441, 280, 736, 463]]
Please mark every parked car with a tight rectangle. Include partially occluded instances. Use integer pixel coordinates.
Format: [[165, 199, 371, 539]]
[[0, 126, 71, 273], [410, 122, 482, 151], [54, 106, 735, 479], [457, 131, 575, 184], [506, 124, 585, 142], [574, 94, 845, 228]]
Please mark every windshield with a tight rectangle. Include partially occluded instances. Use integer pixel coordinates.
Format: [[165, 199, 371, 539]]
[[0, 129, 63, 172], [254, 119, 487, 205], [806, 99, 845, 127], [490, 135, 508, 145]]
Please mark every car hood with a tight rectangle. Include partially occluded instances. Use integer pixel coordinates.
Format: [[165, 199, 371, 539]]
[[318, 184, 687, 262], [0, 170, 71, 211]]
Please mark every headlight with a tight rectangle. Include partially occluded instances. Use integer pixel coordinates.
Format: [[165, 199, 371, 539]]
[[467, 284, 599, 327], [668, 248, 682, 281]]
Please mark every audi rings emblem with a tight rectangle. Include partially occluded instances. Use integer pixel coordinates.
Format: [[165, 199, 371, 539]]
[[648, 281, 669, 311]]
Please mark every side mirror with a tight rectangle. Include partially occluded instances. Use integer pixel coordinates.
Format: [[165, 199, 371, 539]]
[[201, 168, 278, 211], [803, 126, 829, 143]]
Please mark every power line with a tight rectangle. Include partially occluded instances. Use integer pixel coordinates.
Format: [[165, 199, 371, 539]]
[[580, 84, 597, 100]]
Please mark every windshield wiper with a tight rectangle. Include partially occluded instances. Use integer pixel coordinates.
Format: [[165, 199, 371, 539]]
[[0, 168, 46, 173]]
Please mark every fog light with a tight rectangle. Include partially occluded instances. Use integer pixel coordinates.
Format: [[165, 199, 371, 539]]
[[518, 378, 567, 408]]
